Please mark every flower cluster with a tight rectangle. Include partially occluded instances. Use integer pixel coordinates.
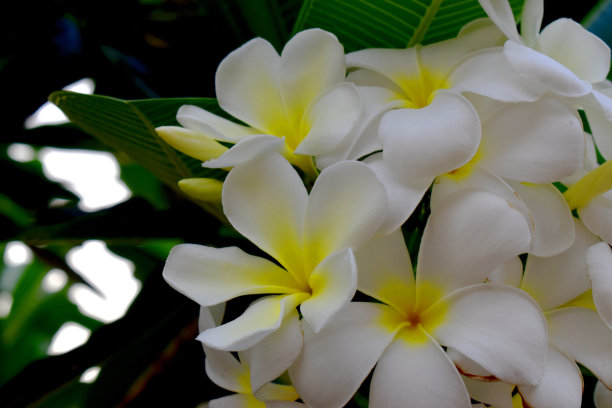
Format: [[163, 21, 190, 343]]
[[159, 0, 612, 406]]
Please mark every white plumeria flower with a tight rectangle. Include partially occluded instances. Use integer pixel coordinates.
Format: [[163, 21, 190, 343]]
[[342, 21, 548, 232], [289, 188, 547, 408], [163, 153, 387, 354], [478, 0, 612, 159], [460, 220, 612, 408], [156, 28, 362, 180], [198, 307, 305, 406], [431, 94, 585, 256]]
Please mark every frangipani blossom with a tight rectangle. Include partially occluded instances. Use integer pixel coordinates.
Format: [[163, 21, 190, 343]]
[[463, 220, 612, 408], [198, 307, 304, 407], [478, 0, 612, 160], [163, 153, 387, 354], [290, 188, 547, 408], [432, 94, 584, 256], [156, 28, 362, 179], [344, 21, 547, 231]]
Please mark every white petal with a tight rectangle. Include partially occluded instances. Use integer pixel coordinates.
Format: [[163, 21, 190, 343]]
[[585, 92, 612, 160], [487, 256, 523, 287], [479, 96, 584, 183], [304, 160, 386, 268], [504, 41, 592, 97], [203, 135, 283, 168], [163, 245, 301, 306], [463, 376, 514, 408], [548, 307, 612, 389], [380, 90, 481, 181], [364, 154, 431, 234], [537, 18, 611, 83], [432, 166, 533, 235], [354, 229, 415, 312], [447, 347, 496, 380], [518, 346, 583, 408], [204, 347, 249, 393], [209, 394, 264, 408], [279, 29, 345, 125], [294, 82, 362, 156], [243, 310, 303, 392], [418, 189, 531, 296], [177, 105, 257, 143], [419, 21, 506, 72], [215, 37, 288, 134], [222, 153, 308, 285], [450, 48, 546, 102], [509, 182, 575, 256], [346, 48, 420, 95], [428, 284, 548, 386], [580, 191, 612, 244], [521, 220, 600, 310], [520, 0, 543, 47], [369, 330, 471, 408], [477, 0, 522, 43], [199, 304, 225, 332], [300, 249, 357, 333], [595, 381, 612, 408], [290, 303, 398, 408], [588, 242, 612, 330], [197, 293, 306, 351]]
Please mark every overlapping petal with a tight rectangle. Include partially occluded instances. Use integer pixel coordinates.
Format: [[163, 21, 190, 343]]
[[290, 303, 398, 408], [587, 242, 612, 329], [303, 160, 387, 269], [537, 18, 611, 83], [222, 153, 308, 284], [205, 347, 249, 394], [278, 28, 345, 124], [478, 95, 584, 183], [197, 293, 307, 351], [369, 329, 471, 408], [521, 220, 599, 310], [176, 104, 258, 143], [580, 191, 612, 244], [548, 307, 612, 389], [238, 310, 302, 393], [354, 229, 415, 313], [299, 249, 357, 332], [203, 135, 283, 168], [518, 346, 583, 408], [379, 90, 481, 181], [417, 189, 531, 295], [509, 181, 575, 256], [163, 245, 303, 306], [428, 284, 548, 385]]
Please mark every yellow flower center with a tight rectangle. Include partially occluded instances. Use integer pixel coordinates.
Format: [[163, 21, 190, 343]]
[[394, 68, 451, 109]]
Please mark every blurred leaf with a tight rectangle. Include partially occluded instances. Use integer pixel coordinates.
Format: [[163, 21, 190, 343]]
[[119, 161, 169, 210], [49, 92, 227, 218], [32, 380, 91, 408], [0, 270, 203, 408], [292, 0, 523, 51], [583, 0, 612, 49]]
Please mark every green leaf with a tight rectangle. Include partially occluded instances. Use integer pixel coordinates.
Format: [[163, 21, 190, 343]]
[[583, 0, 612, 50], [49, 92, 228, 218], [293, 0, 523, 51]]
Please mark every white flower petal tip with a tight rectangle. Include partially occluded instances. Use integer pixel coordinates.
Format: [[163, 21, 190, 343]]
[[504, 41, 593, 97], [477, 0, 522, 43], [587, 242, 612, 330], [380, 90, 481, 181], [178, 178, 223, 203]]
